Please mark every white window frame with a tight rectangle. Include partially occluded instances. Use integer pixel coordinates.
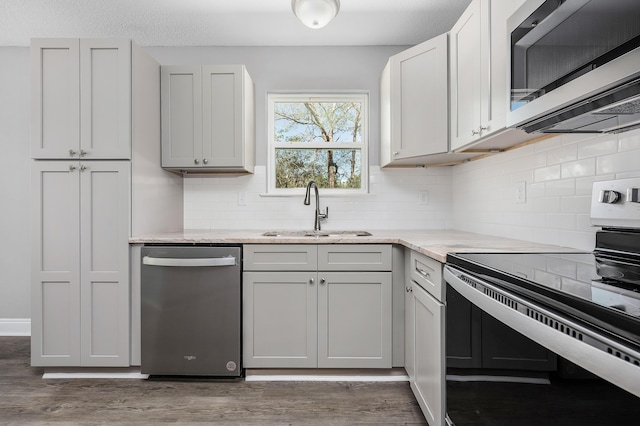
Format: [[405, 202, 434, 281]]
[[267, 93, 369, 196]]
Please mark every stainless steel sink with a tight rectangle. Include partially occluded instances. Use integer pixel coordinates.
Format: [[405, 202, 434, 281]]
[[262, 230, 372, 237]]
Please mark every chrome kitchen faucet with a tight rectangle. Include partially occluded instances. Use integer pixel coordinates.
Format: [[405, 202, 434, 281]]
[[303, 181, 328, 231]]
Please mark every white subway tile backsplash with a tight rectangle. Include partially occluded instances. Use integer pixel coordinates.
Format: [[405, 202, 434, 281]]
[[546, 144, 577, 165], [560, 158, 595, 178], [619, 132, 640, 151], [597, 151, 640, 175], [545, 213, 576, 230], [545, 179, 575, 197], [183, 165, 453, 230], [452, 128, 640, 250], [533, 196, 561, 213], [534, 165, 561, 182], [577, 135, 617, 158], [183, 129, 640, 251]]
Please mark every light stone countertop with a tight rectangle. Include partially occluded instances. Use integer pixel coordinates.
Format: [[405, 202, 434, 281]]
[[130, 229, 580, 263]]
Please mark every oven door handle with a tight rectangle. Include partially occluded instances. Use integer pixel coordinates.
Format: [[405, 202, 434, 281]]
[[142, 256, 237, 267]]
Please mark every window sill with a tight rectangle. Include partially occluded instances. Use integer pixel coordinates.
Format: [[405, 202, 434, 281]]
[[259, 192, 375, 198]]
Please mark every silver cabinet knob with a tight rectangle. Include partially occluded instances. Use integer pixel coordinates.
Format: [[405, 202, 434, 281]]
[[80, 164, 87, 172], [79, 149, 87, 157], [194, 159, 200, 165], [320, 278, 326, 285], [472, 126, 488, 136], [309, 278, 314, 285], [69, 164, 77, 171], [628, 188, 640, 203], [599, 190, 621, 204], [69, 149, 77, 157], [203, 158, 208, 165]]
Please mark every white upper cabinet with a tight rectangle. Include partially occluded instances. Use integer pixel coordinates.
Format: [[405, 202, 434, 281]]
[[161, 65, 255, 173], [381, 33, 449, 166], [450, 0, 483, 150], [31, 38, 132, 160], [381, 34, 482, 167], [450, 0, 540, 152]]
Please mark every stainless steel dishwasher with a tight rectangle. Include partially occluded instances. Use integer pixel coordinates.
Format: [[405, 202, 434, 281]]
[[141, 245, 241, 377]]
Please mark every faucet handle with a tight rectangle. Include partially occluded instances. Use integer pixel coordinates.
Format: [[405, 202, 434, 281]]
[[319, 206, 329, 220]]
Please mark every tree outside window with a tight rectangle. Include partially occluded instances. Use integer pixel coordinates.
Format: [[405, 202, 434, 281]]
[[268, 94, 368, 194]]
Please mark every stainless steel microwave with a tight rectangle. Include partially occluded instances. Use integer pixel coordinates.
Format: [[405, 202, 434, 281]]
[[506, 0, 640, 134]]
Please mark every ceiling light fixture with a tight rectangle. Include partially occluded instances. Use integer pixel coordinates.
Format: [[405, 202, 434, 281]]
[[291, 0, 340, 29]]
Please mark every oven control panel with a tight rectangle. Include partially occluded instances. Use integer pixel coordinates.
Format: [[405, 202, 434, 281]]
[[591, 178, 640, 228]]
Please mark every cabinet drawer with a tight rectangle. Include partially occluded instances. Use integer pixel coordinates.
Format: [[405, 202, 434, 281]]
[[318, 245, 392, 271], [244, 245, 318, 271], [410, 250, 443, 302]]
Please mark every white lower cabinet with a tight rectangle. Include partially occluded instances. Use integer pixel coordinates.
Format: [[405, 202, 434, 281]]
[[31, 161, 131, 367], [405, 249, 446, 426], [243, 245, 392, 369], [243, 271, 318, 368]]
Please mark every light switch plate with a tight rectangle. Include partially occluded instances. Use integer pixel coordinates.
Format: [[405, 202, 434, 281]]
[[418, 190, 429, 205], [515, 181, 526, 203]]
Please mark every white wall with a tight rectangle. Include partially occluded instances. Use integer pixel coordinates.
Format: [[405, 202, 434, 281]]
[[0, 48, 31, 321], [452, 130, 640, 250]]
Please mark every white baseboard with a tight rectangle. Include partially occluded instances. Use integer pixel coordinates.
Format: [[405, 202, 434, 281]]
[[245, 374, 410, 382], [0, 318, 31, 336]]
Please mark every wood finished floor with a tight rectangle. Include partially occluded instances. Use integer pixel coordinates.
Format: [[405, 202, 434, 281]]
[[0, 337, 426, 425]]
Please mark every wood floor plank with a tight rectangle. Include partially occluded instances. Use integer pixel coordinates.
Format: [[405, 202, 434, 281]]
[[0, 337, 426, 425]]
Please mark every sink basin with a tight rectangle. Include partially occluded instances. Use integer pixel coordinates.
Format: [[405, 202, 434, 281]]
[[262, 230, 372, 237]]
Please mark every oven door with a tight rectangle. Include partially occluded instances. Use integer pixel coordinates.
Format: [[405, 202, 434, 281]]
[[444, 265, 640, 426]]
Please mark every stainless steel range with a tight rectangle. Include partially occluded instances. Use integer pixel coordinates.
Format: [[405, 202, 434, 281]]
[[444, 178, 640, 425]]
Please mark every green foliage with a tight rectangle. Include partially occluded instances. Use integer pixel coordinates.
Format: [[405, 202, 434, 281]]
[[275, 149, 361, 189]]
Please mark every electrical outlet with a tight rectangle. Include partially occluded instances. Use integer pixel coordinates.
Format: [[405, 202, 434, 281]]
[[418, 190, 429, 205], [237, 192, 247, 206], [515, 181, 526, 203]]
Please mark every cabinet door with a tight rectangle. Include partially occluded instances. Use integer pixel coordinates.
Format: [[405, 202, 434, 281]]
[[202, 65, 244, 168], [412, 282, 445, 426], [404, 281, 415, 381], [391, 33, 449, 159], [31, 39, 80, 159], [31, 161, 81, 366], [79, 161, 131, 366], [243, 272, 317, 368], [80, 39, 131, 159], [446, 284, 482, 368], [450, 0, 482, 150], [318, 272, 392, 368], [161, 66, 203, 168]]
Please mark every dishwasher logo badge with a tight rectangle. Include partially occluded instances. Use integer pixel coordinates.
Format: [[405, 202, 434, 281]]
[[184, 355, 197, 361]]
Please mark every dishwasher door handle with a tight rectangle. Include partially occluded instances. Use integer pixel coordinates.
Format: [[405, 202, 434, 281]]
[[142, 256, 237, 267]]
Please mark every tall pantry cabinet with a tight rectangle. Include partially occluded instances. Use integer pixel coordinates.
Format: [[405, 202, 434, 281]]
[[30, 39, 183, 367]]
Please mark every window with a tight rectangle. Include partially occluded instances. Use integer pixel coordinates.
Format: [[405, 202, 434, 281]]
[[267, 93, 368, 195]]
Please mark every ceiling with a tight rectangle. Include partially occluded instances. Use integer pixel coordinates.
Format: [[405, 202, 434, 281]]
[[0, 0, 472, 47]]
